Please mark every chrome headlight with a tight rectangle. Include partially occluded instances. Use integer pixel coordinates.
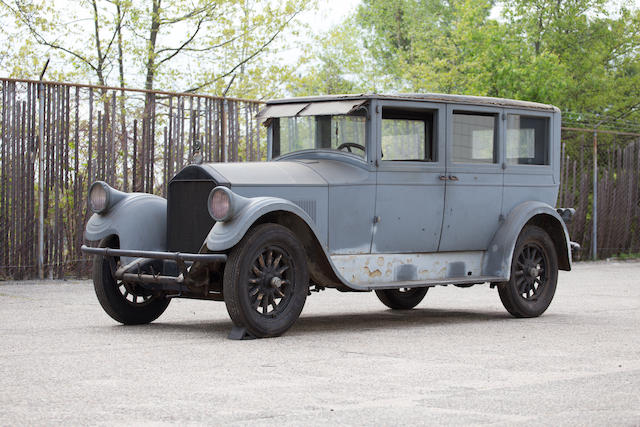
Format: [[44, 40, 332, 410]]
[[89, 181, 110, 214], [208, 187, 233, 221]]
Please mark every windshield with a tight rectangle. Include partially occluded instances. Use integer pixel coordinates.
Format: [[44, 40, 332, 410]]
[[272, 113, 367, 159]]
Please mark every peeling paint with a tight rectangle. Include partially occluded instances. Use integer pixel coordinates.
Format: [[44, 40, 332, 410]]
[[331, 251, 485, 285]]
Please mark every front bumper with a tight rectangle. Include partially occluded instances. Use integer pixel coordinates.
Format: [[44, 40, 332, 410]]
[[81, 245, 227, 292]]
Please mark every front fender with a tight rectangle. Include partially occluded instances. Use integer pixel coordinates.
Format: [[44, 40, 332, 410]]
[[85, 193, 167, 262], [483, 201, 571, 279], [206, 197, 324, 252]]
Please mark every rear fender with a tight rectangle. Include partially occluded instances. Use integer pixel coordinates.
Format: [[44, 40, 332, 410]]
[[483, 201, 572, 279]]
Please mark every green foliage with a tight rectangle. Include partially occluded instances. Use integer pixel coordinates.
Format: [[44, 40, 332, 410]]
[[1, 0, 638, 122], [286, 17, 388, 96], [293, 0, 640, 123], [612, 252, 640, 260]]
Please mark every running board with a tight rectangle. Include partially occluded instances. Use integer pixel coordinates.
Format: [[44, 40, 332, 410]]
[[359, 275, 506, 291]]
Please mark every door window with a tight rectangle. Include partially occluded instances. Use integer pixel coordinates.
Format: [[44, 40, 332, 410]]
[[381, 108, 436, 161], [452, 113, 497, 163]]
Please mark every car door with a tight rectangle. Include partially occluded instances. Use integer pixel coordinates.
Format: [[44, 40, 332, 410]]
[[501, 109, 557, 216], [438, 104, 504, 252], [371, 100, 446, 253]]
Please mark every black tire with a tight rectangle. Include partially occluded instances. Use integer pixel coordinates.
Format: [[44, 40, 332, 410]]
[[498, 225, 558, 318], [375, 287, 428, 310], [92, 237, 170, 325], [223, 223, 309, 338]]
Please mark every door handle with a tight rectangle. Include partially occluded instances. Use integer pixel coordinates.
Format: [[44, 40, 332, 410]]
[[448, 175, 459, 181], [439, 175, 449, 181]]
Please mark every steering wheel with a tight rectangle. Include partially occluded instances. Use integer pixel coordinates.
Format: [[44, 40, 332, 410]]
[[336, 142, 365, 154]]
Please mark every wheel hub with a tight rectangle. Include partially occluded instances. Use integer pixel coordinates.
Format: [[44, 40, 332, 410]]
[[515, 243, 547, 301], [528, 266, 539, 278], [248, 247, 291, 315]]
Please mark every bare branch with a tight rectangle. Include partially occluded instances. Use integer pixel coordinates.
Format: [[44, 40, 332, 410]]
[[155, 22, 261, 55], [159, 4, 216, 25], [183, 9, 302, 93], [156, 15, 205, 66], [1, 0, 99, 73]]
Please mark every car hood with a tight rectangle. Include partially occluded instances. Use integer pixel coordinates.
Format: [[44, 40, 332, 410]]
[[197, 158, 371, 188], [200, 161, 328, 187]]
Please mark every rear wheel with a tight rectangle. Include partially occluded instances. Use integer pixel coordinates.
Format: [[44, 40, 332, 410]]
[[375, 287, 428, 310], [92, 237, 170, 325], [498, 225, 558, 318], [223, 224, 309, 338]]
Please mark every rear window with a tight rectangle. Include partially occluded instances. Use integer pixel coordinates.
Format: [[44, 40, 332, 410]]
[[506, 115, 549, 165]]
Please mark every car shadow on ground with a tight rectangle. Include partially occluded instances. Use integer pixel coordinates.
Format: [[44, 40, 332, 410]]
[[289, 308, 514, 336], [109, 307, 521, 340]]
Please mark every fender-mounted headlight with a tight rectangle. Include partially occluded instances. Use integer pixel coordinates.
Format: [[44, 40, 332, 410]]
[[88, 181, 127, 214], [208, 187, 234, 222], [89, 181, 110, 214]]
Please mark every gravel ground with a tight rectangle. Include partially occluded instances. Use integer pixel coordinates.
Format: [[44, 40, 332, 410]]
[[0, 260, 639, 426]]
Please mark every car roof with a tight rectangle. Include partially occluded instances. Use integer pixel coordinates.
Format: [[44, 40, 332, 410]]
[[266, 93, 559, 113]]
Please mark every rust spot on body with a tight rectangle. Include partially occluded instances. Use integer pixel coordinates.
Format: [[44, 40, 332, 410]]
[[363, 266, 382, 278]]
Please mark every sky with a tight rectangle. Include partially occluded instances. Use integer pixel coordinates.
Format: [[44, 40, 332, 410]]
[[307, 0, 362, 29], [278, 0, 362, 66]]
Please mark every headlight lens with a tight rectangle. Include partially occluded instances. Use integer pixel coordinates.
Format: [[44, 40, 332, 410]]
[[89, 182, 109, 214], [208, 187, 232, 221]]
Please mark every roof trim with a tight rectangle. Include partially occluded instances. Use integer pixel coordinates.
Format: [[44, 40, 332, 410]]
[[266, 93, 559, 112], [256, 99, 367, 123]]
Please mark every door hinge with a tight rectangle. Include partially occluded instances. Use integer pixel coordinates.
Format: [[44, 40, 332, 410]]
[[373, 215, 381, 224]]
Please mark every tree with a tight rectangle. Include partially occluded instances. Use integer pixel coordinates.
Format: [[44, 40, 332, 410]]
[[502, 0, 640, 118], [0, 0, 312, 99], [344, 0, 639, 122], [285, 17, 388, 96]]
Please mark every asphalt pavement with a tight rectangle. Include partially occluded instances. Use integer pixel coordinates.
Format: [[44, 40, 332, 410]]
[[0, 260, 639, 426]]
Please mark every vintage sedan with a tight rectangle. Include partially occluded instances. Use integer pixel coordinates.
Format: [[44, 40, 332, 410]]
[[81, 94, 575, 339]]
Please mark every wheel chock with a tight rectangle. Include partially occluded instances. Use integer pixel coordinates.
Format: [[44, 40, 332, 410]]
[[228, 325, 256, 340]]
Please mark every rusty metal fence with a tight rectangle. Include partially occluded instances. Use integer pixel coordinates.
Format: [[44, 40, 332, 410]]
[[0, 77, 264, 279], [1, 77, 640, 279]]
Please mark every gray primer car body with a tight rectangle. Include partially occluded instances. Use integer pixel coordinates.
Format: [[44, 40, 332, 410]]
[[85, 93, 571, 293]]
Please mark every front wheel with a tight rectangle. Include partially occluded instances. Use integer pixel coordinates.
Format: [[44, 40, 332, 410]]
[[92, 237, 170, 325], [223, 223, 309, 338], [375, 287, 428, 310], [498, 225, 558, 318]]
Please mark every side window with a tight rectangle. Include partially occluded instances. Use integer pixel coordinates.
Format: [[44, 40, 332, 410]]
[[452, 112, 497, 163], [506, 115, 549, 165], [381, 108, 436, 161]]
